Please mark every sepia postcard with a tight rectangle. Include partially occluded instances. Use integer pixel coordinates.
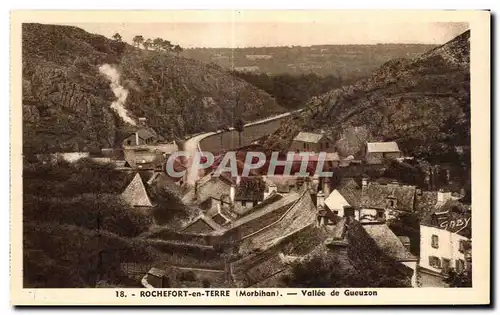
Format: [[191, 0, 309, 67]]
[[10, 10, 490, 306]]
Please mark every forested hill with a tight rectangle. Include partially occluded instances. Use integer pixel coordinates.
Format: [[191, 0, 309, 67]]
[[22, 23, 284, 153], [266, 30, 470, 166]]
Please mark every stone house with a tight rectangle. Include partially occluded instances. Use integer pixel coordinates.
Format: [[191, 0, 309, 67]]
[[365, 141, 402, 164], [290, 132, 334, 153]]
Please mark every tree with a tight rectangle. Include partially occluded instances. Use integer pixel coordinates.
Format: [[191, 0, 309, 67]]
[[132, 35, 144, 48], [112, 33, 122, 42], [234, 118, 245, 148], [143, 38, 152, 50], [283, 256, 409, 288], [173, 44, 183, 56], [445, 269, 472, 287], [152, 38, 164, 52], [161, 40, 172, 52]]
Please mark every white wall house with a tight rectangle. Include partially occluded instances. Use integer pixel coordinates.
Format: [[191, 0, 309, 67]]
[[418, 210, 471, 287]]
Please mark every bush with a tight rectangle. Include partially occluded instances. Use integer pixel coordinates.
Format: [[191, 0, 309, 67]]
[[178, 271, 196, 282]]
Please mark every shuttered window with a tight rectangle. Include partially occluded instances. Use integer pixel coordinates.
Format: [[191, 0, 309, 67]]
[[431, 234, 439, 248], [429, 256, 441, 268]]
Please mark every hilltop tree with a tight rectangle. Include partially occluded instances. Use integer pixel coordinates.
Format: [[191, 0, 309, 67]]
[[173, 44, 183, 56], [132, 35, 144, 48], [152, 38, 164, 52], [143, 38, 152, 50], [112, 33, 122, 42], [161, 40, 173, 52]]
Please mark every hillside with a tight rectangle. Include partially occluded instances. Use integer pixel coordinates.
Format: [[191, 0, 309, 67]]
[[22, 23, 284, 153], [266, 31, 470, 167], [183, 44, 437, 77]]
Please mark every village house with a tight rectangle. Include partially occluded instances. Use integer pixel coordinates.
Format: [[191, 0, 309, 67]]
[[362, 222, 419, 286], [360, 178, 416, 223], [365, 141, 402, 164], [123, 148, 165, 170], [290, 132, 334, 153], [122, 128, 157, 147], [418, 200, 471, 287]]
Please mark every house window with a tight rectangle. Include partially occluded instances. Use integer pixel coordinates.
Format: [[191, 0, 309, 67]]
[[376, 209, 385, 220], [127, 140, 132, 145], [333, 210, 339, 216], [429, 256, 441, 269], [431, 234, 439, 248], [442, 258, 451, 274], [303, 143, 306, 149], [242, 200, 247, 207], [456, 259, 465, 273], [459, 240, 470, 253], [325, 142, 329, 149], [386, 197, 397, 208]]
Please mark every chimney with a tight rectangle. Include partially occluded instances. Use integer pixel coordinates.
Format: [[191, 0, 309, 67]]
[[236, 175, 241, 186], [437, 189, 452, 203], [316, 191, 325, 209], [362, 177, 368, 189], [194, 180, 200, 200], [317, 204, 327, 226], [135, 131, 139, 146], [264, 183, 277, 199], [323, 178, 331, 198], [230, 184, 236, 207], [343, 206, 355, 221]]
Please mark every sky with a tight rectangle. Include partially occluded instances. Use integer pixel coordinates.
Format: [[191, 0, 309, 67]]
[[66, 19, 469, 48]]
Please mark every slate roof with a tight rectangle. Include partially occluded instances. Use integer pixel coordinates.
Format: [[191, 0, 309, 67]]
[[182, 214, 222, 233], [366, 142, 400, 153], [363, 223, 417, 262], [235, 178, 266, 201], [135, 129, 156, 140], [148, 267, 166, 278], [420, 201, 471, 238], [293, 132, 325, 143], [182, 174, 231, 204], [121, 173, 153, 207], [225, 191, 301, 231], [337, 178, 361, 208], [361, 182, 416, 211]]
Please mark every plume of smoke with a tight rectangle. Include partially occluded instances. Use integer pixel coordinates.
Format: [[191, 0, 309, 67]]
[[98, 64, 136, 126]]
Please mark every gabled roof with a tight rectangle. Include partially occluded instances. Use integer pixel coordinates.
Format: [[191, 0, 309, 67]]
[[182, 214, 222, 233], [363, 223, 417, 262], [122, 173, 153, 207], [420, 202, 471, 238], [293, 132, 325, 143], [367, 142, 400, 153], [235, 178, 265, 201], [361, 182, 416, 211], [337, 178, 361, 208], [324, 189, 351, 211], [135, 129, 156, 140], [225, 191, 302, 231]]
